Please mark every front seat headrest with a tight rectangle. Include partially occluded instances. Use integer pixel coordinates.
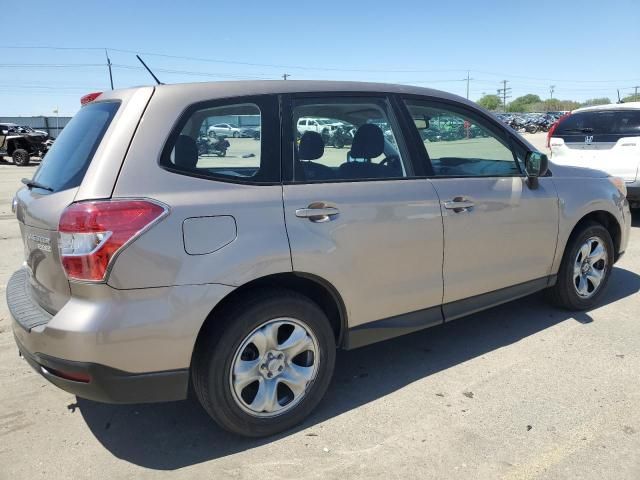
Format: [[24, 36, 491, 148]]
[[350, 124, 384, 159], [299, 131, 324, 160], [174, 135, 198, 170]]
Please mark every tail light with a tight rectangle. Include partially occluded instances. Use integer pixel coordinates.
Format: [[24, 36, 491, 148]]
[[547, 113, 571, 148], [59, 199, 168, 282]]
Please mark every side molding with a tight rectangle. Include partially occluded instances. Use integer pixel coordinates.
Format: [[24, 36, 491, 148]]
[[343, 276, 556, 350]]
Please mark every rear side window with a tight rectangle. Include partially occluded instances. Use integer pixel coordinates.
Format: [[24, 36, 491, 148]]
[[32, 101, 119, 193], [161, 102, 278, 183], [291, 97, 412, 182], [555, 110, 640, 137]]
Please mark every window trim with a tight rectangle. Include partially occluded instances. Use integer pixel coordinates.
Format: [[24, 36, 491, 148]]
[[398, 94, 527, 179], [281, 92, 416, 184], [158, 94, 280, 185]]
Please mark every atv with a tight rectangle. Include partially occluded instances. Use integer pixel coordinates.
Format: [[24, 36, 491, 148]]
[[0, 123, 49, 166]]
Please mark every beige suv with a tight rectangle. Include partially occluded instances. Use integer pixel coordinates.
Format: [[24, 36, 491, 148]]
[[7, 81, 631, 437]]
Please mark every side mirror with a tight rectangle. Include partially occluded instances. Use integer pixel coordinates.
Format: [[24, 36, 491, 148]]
[[524, 151, 549, 188]]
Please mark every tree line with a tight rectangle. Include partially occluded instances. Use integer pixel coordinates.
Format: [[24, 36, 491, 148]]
[[476, 93, 640, 112]]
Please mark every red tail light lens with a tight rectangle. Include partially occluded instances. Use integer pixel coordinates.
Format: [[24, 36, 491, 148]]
[[547, 113, 571, 148], [59, 200, 167, 282]]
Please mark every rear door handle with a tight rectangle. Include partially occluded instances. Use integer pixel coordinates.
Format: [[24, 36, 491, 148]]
[[443, 197, 475, 213], [295, 203, 340, 223]]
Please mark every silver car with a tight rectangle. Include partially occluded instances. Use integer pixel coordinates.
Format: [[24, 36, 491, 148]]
[[7, 81, 631, 437]]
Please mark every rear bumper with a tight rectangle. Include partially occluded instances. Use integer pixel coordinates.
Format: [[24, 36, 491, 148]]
[[7, 267, 235, 403], [14, 333, 189, 403]]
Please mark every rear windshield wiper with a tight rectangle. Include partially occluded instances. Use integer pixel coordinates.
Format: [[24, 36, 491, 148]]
[[561, 127, 594, 133], [21, 178, 54, 192]]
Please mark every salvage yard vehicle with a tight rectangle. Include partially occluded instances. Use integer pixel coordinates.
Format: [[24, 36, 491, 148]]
[[7, 81, 631, 437], [0, 123, 49, 166], [207, 122, 242, 138], [548, 102, 640, 209]]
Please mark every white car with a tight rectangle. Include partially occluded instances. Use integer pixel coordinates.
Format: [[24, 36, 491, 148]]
[[549, 102, 640, 208], [207, 123, 242, 138], [297, 117, 343, 134]]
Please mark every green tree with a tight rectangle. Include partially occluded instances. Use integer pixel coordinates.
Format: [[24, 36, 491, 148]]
[[542, 99, 581, 111], [581, 98, 612, 107], [507, 94, 542, 112], [476, 94, 501, 111]]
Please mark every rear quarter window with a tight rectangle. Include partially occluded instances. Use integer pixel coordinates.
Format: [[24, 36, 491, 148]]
[[160, 98, 279, 184], [32, 101, 120, 193]]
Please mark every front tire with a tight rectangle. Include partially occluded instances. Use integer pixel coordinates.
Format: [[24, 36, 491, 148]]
[[12, 149, 30, 166], [547, 222, 613, 310], [192, 289, 336, 437]]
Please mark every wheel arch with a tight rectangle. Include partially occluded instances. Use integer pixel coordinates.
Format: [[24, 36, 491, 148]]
[[564, 210, 622, 261], [7, 137, 28, 155], [193, 272, 348, 358]]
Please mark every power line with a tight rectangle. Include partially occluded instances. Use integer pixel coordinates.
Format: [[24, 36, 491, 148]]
[[111, 64, 270, 79], [0, 63, 105, 67], [2, 46, 639, 82]]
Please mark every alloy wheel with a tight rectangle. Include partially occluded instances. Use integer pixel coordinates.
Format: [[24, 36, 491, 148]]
[[229, 318, 319, 417], [573, 236, 608, 298]]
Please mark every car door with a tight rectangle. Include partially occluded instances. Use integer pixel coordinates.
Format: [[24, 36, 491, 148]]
[[281, 94, 444, 348], [401, 97, 559, 320]]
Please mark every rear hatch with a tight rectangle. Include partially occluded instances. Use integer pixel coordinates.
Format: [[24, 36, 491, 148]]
[[550, 109, 640, 182], [14, 88, 153, 314]]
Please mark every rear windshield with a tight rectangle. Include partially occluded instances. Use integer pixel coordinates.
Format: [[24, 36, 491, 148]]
[[555, 110, 640, 136], [32, 101, 120, 193]]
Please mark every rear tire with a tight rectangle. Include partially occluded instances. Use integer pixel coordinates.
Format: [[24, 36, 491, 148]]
[[547, 222, 614, 310], [12, 149, 30, 166], [192, 289, 336, 437]]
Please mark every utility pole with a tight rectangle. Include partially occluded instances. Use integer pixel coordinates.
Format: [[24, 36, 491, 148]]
[[497, 80, 511, 112], [105, 49, 114, 90], [633, 86, 640, 101], [282, 73, 290, 80], [464, 70, 473, 99], [53, 107, 59, 138], [549, 85, 555, 99]]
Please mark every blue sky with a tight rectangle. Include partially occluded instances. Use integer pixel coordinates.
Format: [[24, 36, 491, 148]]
[[1, 0, 638, 116]]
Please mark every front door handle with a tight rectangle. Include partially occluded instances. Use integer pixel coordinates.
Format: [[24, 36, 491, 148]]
[[443, 197, 475, 213], [295, 202, 340, 223]]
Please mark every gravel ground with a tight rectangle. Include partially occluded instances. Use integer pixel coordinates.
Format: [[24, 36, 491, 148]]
[[1, 133, 639, 479]]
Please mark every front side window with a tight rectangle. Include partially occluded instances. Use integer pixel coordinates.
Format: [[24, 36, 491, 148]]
[[162, 103, 268, 182], [292, 98, 411, 182], [404, 100, 519, 177]]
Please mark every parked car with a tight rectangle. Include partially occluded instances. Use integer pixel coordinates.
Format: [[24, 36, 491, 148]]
[[297, 117, 342, 134], [8, 81, 631, 438], [548, 102, 640, 208], [240, 126, 261, 139], [207, 122, 242, 138], [0, 123, 49, 165]]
